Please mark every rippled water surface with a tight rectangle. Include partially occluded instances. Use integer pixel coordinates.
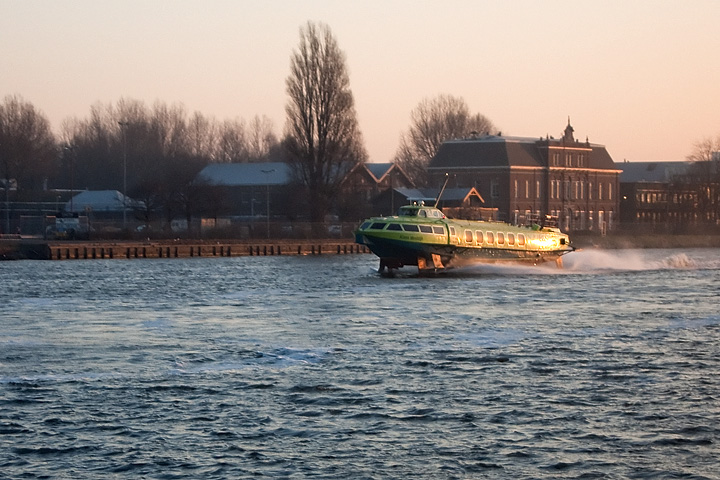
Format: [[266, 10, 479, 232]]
[[2, 248, 720, 478]]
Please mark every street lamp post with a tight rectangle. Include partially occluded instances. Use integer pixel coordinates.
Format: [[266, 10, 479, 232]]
[[261, 168, 275, 239], [118, 121, 129, 230], [64, 144, 76, 214]]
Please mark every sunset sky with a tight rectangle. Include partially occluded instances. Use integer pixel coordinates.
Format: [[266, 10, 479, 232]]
[[2, 0, 719, 163]]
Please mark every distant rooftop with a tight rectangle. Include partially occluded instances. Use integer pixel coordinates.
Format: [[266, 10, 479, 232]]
[[619, 161, 690, 183], [65, 190, 143, 213], [197, 162, 290, 186]]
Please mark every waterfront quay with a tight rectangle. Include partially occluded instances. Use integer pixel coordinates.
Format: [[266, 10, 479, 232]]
[[0, 238, 369, 261]]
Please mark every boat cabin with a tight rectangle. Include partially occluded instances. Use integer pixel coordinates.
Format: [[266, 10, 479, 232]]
[[397, 202, 446, 219]]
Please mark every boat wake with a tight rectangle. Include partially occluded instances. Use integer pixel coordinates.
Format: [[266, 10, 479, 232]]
[[446, 248, 709, 276]]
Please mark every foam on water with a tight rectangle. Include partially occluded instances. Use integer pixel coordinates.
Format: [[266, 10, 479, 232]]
[[449, 248, 714, 276]]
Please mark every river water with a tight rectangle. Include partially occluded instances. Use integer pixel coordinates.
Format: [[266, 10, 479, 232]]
[[1, 248, 719, 479]]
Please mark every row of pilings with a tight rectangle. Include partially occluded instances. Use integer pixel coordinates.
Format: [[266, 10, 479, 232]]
[[38, 240, 370, 261]]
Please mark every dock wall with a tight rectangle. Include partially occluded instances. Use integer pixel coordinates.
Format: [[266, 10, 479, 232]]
[[43, 241, 369, 261]]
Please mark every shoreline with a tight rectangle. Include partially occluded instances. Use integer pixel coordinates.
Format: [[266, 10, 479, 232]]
[[2, 234, 719, 261]]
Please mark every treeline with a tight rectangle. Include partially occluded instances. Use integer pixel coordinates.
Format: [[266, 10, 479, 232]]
[[1, 94, 282, 193], [61, 98, 283, 192], [60, 98, 285, 225], [0, 94, 288, 227]]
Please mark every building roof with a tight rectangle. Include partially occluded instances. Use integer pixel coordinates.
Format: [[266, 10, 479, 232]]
[[394, 187, 483, 204], [196, 162, 291, 186], [395, 188, 437, 203], [619, 161, 690, 183], [429, 134, 618, 171], [365, 163, 394, 181], [65, 190, 143, 213]]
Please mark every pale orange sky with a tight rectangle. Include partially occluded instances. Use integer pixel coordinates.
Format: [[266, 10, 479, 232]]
[[2, 0, 719, 163]]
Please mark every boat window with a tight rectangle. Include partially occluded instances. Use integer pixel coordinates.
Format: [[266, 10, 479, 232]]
[[475, 230, 483, 245], [432, 226, 445, 235], [464, 230, 473, 243], [497, 232, 505, 245], [419, 225, 433, 233], [369, 222, 387, 230], [507, 233, 515, 245], [402, 224, 419, 232], [418, 210, 427, 217], [449, 226, 456, 236], [517, 233, 526, 246], [486, 231, 494, 244], [386, 223, 402, 231], [398, 207, 417, 216], [360, 222, 371, 230]]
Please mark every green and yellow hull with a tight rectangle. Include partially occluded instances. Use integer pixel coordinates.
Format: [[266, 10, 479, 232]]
[[355, 205, 574, 273]]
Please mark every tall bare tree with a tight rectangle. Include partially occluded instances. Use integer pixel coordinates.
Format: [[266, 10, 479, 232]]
[[394, 94, 495, 185], [284, 21, 367, 224], [0, 95, 57, 194]]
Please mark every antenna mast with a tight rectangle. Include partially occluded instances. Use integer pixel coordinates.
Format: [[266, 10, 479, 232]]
[[434, 173, 450, 207]]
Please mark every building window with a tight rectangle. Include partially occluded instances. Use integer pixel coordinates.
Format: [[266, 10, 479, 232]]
[[578, 154, 584, 167], [565, 154, 572, 167], [553, 153, 560, 166], [608, 183, 613, 200], [599, 183, 604, 200], [514, 180, 518, 198], [589, 182, 593, 200], [491, 180, 499, 199], [536, 180, 541, 199]]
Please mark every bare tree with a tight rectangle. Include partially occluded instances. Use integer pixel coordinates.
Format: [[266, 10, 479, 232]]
[[0, 95, 57, 194], [284, 21, 367, 224], [247, 115, 279, 162], [687, 135, 720, 166], [217, 119, 250, 163], [685, 135, 720, 224], [394, 94, 495, 185], [187, 112, 218, 159]]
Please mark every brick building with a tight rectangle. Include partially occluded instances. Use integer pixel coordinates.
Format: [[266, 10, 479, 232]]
[[428, 121, 621, 232]]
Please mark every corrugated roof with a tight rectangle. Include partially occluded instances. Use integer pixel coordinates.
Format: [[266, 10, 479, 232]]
[[197, 162, 290, 186]]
